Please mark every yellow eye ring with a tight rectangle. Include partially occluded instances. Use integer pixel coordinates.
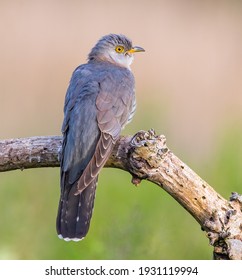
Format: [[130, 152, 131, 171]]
[[115, 45, 125, 53]]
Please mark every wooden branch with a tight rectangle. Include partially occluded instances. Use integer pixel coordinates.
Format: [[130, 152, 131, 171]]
[[0, 130, 242, 259], [0, 136, 62, 171]]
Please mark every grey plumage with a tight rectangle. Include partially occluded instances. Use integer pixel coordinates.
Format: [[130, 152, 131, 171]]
[[56, 34, 144, 241]]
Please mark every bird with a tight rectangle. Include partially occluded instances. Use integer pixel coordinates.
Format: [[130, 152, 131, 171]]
[[56, 34, 145, 241]]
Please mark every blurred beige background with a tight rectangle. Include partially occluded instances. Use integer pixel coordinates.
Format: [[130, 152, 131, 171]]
[[1, 0, 242, 161], [0, 0, 242, 259]]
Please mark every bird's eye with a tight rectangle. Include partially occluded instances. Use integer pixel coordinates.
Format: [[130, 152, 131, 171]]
[[115, 45, 125, 53]]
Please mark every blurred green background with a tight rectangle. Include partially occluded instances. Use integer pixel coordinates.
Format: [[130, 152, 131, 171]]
[[0, 0, 242, 259]]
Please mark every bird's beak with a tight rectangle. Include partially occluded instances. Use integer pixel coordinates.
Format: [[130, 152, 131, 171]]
[[127, 46, 145, 53]]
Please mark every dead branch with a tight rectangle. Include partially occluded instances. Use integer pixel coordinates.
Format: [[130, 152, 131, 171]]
[[0, 130, 242, 259]]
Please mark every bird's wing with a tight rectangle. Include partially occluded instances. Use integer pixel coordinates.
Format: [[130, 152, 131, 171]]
[[61, 66, 101, 186], [75, 71, 135, 194]]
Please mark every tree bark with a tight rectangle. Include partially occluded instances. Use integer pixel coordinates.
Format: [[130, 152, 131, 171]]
[[0, 130, 242, 259]]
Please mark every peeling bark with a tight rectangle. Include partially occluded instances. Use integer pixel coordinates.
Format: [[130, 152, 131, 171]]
[[0, 130, 241, 259]]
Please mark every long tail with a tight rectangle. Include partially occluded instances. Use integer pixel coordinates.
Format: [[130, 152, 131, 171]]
[[56, 178, 97, 241]]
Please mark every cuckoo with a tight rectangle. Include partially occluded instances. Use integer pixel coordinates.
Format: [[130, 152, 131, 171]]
[[57, 34, 145, 241]]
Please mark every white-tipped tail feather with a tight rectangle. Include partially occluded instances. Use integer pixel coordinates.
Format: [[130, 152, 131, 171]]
[[58, 234, 83, 242]]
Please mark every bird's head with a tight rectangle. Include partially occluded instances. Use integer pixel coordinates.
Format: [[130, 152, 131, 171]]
[[88, 34, 145, 69]]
